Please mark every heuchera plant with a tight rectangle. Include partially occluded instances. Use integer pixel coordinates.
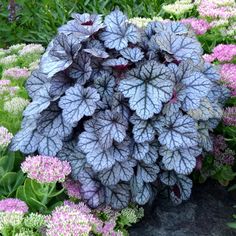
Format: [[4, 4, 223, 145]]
[[10, 10, 229, 209]]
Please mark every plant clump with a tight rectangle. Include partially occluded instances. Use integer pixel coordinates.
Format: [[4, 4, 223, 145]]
[[11, 10, 229, 209]]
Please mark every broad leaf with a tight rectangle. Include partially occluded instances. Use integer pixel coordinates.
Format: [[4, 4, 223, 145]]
[[159, 171, 177, 186], [131, 142, 149, 161], [25, 70, 49, 99], [170, 175, 192, 204], [102, 57, 128, 67], [105, 183, 130, 209], [57, 141, 86, 179], [119, 60, 174, 119], [95, 110, 128, 149], [94, 71, 115, 104], [160, 146, 201, 174], [49, 72, 73, 97], [137, 162, 160, 183], [98, 159, 135, 186], [158, 112, 198, 150], [101, 10, 140, 50], [10, 129, 39, 154], [37, 102, 73, 138], [37, 133, 63, 156], [155, 31, 202, 62], [41, 34, 81, 77], [188, 98, 223, 121], [130, 114, 156, 143], [197, 122, 213, 151], [78, 119, 101, 154], [23, 85, 53, 116], [59, 84, 100, 125], [143, 141, 159, 164], [69, 52, 92, 84], [80, 180, 105, 208], [120, 47, 144, 62]]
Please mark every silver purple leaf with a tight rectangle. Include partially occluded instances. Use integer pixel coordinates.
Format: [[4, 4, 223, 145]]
[[105, 183, 130, 209], [98, 159, 136, 186], [159, 171, 177, 186], [69, 52, 92, 84], [25, 70, 49, 99], [59, 84, 100, 125], [57, 141, 86, 179], [49, 72, 73, 97], [100, 10, 140, 50], [130, 114, 156, 143], [155, 31, 202, 62], [95, 110, 128, 149], [10, 129, 39, 154], [158, 112, 198, 150], [37, 102, 73, 138], [37, 133, 63, 156], [131, 142, 149, 161], [170, 175, 192, 204], [160, 146, 202, 175], [137, 162, 160, 183], [41, 34, 81, 77], [119, 60, 174, 119], [120, 47, 144, 62], [94, 71, 115, 104]]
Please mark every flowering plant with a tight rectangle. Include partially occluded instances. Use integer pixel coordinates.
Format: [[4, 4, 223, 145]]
[[10, 10, 228, 209]]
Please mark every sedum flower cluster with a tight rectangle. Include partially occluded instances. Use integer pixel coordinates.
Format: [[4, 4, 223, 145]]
[[0, 126, 13, 149], [3, 97, 30, 115], [220, 64, 236, 96], [162, 0, 199, 17], [21, 155, 71, 184], [223, 107, 236, 126], [62, 178, 81, 199], [0, 198, 28, 213], [180, 18, 211, 35]]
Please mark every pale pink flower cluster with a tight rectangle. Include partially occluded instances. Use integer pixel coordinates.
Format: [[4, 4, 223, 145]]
[[4, 97, 29, 115], [62, 179, 81, 199], [0, 55, 17, 65], [21, 155, 71, 184], [3, 67, 30, 79], [180, 18, 211, 35], [213, 135, 235, 165], [223, 107, 236, 126], [46, 202, 97, 236], [0, 80, 11, 86], [0, 198, 28, 213], [19, 44, 45, 56], [0, 126, 13, 148], [203, 44, 236, 62], [198, 0, 236, 19], [220, 64, 236, 95]]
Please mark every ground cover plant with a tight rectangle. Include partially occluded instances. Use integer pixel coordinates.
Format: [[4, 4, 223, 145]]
[[9, 9, 229, 209], [0, 0, 236, 235]]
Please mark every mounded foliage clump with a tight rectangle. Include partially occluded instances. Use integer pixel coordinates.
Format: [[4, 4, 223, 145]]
[[10, 10, 229, 209]]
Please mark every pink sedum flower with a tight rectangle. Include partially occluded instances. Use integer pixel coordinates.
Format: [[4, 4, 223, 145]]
[[0, 198, 28, 213], [46, 202, 97, 236], [212, 44, 236, 62], [0, 80, 11, 86], [220, 64, 236, 95], [62, 179, 81, 199], [21, 155, 71, 184], [223, 107, 236, 126], [0, 126, 13, 149], [180, 18, 211, 35], [19, 44, 45, 56], [3, 67, 30, 79]]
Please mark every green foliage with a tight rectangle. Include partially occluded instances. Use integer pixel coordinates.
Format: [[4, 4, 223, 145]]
[[16, 179, 65, 213], [0, 0, 174, 47]]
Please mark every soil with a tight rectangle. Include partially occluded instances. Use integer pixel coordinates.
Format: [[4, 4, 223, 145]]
[[129, 181, 236, 236]]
